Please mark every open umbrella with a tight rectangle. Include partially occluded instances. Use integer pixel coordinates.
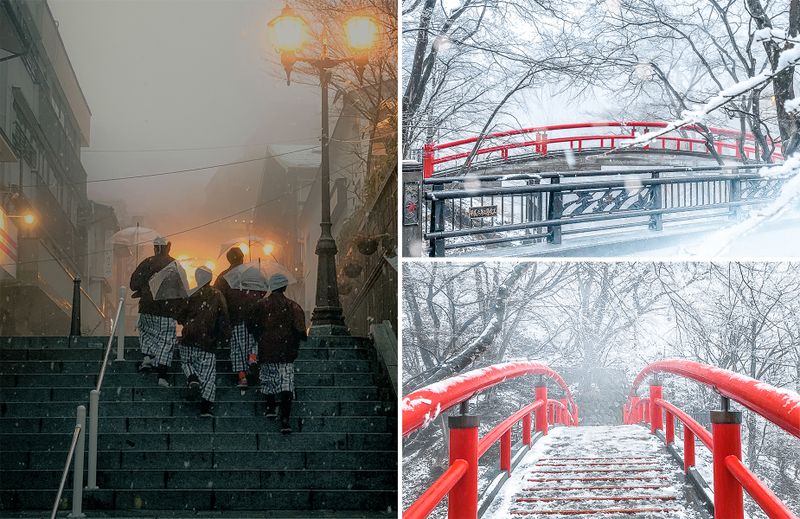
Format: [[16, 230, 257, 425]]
[[218, 235, 267, 258], [222, 260, 296, 292], [148, 260, 191, 300], [110, 225, 162, 247]]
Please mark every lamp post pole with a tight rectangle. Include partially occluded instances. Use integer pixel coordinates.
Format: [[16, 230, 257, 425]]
[[308, 47, 347, 335]]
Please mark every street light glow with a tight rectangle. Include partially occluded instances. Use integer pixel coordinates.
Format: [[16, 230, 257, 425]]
[[237, 242, 250, 255], [268, 5, 309, 52], [22, 213, 35, 225], [344, 16, 378, 52], [263, 243, 274, 255], [205, 260, 216, 271]]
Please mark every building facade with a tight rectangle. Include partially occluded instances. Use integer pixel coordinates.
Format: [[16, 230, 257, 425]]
[[0, 0, 116, 335]]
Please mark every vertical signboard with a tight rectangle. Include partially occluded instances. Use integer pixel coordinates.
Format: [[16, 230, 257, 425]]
[[0, 208, 19, 278]]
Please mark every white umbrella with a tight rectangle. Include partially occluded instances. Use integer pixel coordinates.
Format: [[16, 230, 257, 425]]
[[148, 261, 191, 300], [218, 235, 267, 258], [110, 225, 162, 247], [222, 260, 296, 292]]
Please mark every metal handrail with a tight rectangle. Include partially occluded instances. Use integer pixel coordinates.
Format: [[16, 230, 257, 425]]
[[50, 405, 85, 519], [87, 287, 127, 490]]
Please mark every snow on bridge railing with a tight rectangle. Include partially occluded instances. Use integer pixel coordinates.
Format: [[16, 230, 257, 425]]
[[625, 359, 800, 519], [402, 362, 577, 519], [423, 121, 783, 178]]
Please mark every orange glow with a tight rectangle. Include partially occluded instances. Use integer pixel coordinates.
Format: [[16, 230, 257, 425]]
[[237, 242, 250, 255], [268, 6, 309, 52], [263, 243, 274, 255], [22, 213, 35, 225], [205, 260, 216, 270], [344, 15, 378, 52]]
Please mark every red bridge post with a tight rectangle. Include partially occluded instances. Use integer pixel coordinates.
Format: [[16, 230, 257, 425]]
[[684, 428, 695, 473], [711, 398, 744, 519], [423, 142, 434, 179], [535, 384, 548, 436], [560, 397, 569, 425], [630, 396, 640, 423], [500, 429, 511, 475], [649, 382, 663, 434], [448, 414, 480, 518], [522, 412, 532, 446], [665, 411, 674, 445]]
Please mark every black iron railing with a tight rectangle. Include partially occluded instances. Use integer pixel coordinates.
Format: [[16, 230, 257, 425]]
[[421, 164, 786, 256]]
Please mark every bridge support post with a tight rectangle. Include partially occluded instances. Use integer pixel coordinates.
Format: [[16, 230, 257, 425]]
[[665, 411, 674, 445], [500, 430, 511, 475], [649, 383, 663, 434], [649, 173, 663, 231], [729, 178, 741, 220], [448, 414, 480, 518], [522, 413, 532, 446], [428, 184, 445, 257], [711, 398, 744, 519], [630, 396, 640, 423], [546, 178, 562, 245], [535, 385, 548, 436], [684, 428, 696, 473], [423, 143, 434, 179], [559, 397, 569, 425]]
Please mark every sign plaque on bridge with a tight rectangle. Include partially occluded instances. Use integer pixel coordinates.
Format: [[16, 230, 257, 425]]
[[468, 205, 498, 219]]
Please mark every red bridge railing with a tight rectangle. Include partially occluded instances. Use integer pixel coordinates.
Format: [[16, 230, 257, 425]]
[[402, 362, 578, 519], [423, 121, 783, 177], [624, 359, 800, 519]]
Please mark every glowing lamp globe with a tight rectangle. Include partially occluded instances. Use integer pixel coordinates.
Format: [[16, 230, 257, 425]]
[[268, 5, 309, 52], [23, 213, 35, 225], [263, 244, 274, 255], [344, 16, 378, 52]]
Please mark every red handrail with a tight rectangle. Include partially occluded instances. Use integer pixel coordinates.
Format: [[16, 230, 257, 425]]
[[630, 359, 800, 438], [403, 361, 576, 436], [423, 121, 783, 177], [628, 360, 800, 519], [404, 460, 469, 519], [402, 362, 576, 518]]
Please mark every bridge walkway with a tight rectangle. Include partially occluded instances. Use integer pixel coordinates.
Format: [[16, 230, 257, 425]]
[[487, 426, 708, 518]]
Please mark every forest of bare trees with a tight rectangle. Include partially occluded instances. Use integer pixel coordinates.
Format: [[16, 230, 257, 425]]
[[402, 0, 799, 160], [402, 261, 800, 518]]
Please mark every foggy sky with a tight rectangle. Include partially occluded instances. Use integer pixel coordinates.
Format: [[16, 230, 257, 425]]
[[48, 0, 324, 260]]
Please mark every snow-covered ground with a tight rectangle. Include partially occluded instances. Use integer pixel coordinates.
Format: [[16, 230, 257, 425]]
[[485, 426, 708, 518]]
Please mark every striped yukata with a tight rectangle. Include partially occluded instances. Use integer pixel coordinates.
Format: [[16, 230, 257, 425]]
[[259, 363, 295, 395], [230, 322, 258, 373], [179, 344, 216, 402], [138, 313, 177, 366]]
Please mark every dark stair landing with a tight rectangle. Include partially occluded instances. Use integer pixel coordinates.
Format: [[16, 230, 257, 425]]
[[0, 335, 397, 517]]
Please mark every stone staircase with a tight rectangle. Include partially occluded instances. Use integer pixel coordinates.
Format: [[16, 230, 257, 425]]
[[0, 335, 397, 517]]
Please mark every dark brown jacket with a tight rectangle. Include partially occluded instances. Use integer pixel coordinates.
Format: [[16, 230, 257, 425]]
[[176, 285, 231, 353], [129, 253, 177, 317], [248, 292, 306, 364], [213, 266, 261, 324]]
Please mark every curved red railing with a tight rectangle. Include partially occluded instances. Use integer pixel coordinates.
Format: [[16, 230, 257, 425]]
[[402, 362, 578, 519], [422, 121, 784, 177], [626, 359, 800, 519]]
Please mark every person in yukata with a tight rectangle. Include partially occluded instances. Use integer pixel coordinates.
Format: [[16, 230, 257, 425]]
[[214, 247, 260, 388], [248, 273, 306, 434], [130, 237, 178, 387], [176, 266, 231, 417]]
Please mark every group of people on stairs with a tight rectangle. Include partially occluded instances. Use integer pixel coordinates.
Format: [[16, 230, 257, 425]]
[[129, 238, 307, 434]]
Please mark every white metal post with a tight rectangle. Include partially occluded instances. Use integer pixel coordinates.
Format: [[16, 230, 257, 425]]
[[116, 287, 126, 361], [86, 390, 99, 489], [69, 405, 86, 518]]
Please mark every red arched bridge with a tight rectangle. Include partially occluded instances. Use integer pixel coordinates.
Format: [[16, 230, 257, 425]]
[[401, 122, 789, 257], [401, 360, 800, 518]]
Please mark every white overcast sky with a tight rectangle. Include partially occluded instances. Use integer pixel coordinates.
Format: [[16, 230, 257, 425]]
[[48, 0, 322, 217]]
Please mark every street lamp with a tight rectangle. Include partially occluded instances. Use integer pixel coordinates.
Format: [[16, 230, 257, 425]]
[[7, 212, 35, 225], [267, 4, 378, 336]]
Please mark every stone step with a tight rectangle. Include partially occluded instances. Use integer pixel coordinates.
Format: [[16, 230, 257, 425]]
[[1, 372, 378, 388], [0, 400, 393, 418], [0, 431, 394, 452], [1, 385, 384, 402], [0, 467, 396, 491], [0, 415, 393, 434], [2, 449, 397, 471], [0, 359, 374, 374], [2, 347, 372, 362], [0, 335, 372, 350], [1, 488, 395, 512]]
